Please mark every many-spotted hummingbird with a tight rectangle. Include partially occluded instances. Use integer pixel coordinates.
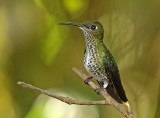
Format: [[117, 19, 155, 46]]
[[59, 20, 130, 108]]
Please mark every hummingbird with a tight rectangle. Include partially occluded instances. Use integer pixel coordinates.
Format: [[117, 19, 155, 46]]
[[59, 21, 130, 107]]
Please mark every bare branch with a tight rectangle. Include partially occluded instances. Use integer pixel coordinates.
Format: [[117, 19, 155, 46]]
[[17, 81, 108, 105], [17, 67, 134, 118]]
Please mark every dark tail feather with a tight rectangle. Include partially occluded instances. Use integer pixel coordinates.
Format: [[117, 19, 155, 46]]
[[106, 85, 123, 104], [112, 66, 128, 102], [97, 81, 122, 104]]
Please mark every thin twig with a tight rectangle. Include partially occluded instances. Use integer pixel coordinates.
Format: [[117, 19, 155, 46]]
[[17, 67, 134, 118], [17, 81, 108, 105]]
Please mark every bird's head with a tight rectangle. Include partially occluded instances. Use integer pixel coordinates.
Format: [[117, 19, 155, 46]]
[[59, 20, 104, 40]]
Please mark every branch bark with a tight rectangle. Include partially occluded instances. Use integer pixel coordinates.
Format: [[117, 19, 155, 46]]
[[17, 67, 134, 118], [17, 81, 108, 105]]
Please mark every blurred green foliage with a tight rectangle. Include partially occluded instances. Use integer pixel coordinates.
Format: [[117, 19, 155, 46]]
[[0, 0, 160, 118]]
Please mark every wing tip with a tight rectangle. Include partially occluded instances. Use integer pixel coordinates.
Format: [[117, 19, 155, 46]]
[[106, 87, 123, 104]]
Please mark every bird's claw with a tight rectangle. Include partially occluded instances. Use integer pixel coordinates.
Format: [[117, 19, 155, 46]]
[[95, 87, 104, 95], [84, 76, 93, 85]]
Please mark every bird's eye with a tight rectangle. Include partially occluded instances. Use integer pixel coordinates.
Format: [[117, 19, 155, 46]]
[[90, 25, 97, 30]]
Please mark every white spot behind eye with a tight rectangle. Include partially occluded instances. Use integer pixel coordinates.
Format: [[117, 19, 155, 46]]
[[95, 26, 98, 29]]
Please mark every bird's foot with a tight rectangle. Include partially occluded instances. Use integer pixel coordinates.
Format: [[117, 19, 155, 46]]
[[84, 76, 93, 85], [95, 87, 104, 95]]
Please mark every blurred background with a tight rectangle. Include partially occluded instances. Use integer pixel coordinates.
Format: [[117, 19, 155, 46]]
[[0, 0, 160, 118]]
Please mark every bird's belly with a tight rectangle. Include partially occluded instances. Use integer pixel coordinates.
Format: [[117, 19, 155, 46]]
[[83, 55, 107, 82]]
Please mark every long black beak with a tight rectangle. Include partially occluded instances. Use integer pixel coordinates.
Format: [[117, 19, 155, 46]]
[[58, 22, 83, 28]]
